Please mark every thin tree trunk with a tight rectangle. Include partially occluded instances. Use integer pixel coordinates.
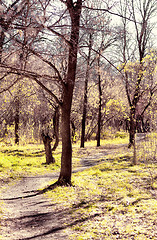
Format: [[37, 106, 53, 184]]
[[97, 55, 102, 147], [0, 32, 5, 63], [80, 112, 86, 148], [133, 132, 137, 165], [52, 106, 59, 151], [15, 97, 20, 145], [80, 33, 92, 148], [128, 107, 136, 148], [71, 120, 76, 143]]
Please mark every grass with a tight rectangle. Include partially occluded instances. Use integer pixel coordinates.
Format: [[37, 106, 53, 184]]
[[46, 156, 157, 239], [0, 133, 157, 239], [0, 143, 62, 182], [0, 132, 129, 182], [44, 133, 157, 240]]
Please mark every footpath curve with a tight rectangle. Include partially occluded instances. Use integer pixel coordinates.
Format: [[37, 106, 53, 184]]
[[0, 143, 129, 240]]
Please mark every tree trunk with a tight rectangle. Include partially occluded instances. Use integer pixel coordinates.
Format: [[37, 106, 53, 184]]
[[42, 132, 55, 164], [80, 33, 92, 148], [136, 114, 143, 133], [0, 32, 5, 63], [133, 133, 137, 165], [128, 63, 143, 148], [58, 101, 72, 185], [80, 110, 86, 148], [57, 0, 82, 185], [52, 106, 60, 151], [97, 55, 102, 147], [128, 107, 136, 148], [15, 97, 20, 145], [71, 120, 76, 143]]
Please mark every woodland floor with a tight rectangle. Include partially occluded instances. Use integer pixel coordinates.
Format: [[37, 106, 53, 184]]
[[0, 139, 157, 240]]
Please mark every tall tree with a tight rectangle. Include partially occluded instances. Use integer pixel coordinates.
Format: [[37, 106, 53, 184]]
[[80, 32, 92, 148], [116, 0, 157, 148], [96, 53, 102, 147], [57, 0, 82, 184], [0, 0, 82, 185]]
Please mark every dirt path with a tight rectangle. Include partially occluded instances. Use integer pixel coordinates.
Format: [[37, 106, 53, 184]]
[[0, 173, 73, 240], [0, 144, 129, 240]]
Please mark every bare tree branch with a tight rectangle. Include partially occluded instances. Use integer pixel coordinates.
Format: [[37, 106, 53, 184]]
[[0, 64, 62, 105]]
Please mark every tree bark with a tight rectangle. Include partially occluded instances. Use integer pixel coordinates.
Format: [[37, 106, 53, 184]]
[[0, 32, 5, 63], [128, 107, 136, 148], [15, 97, 20, 145], [128, 71, 141, 148], [52, 106, 60, 151], [80, 112, 86, 148], [57, 0, 82, 185], [97, 55, 102, 147], [58, 100, 72, 185], [71, 120, 76, 143], [42, 132, 55, 164]]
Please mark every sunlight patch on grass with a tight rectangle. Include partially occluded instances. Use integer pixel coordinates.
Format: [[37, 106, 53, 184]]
[[46, 157, 157, 240], [0, 144, 61, 181], [83, 136, 128, 147]]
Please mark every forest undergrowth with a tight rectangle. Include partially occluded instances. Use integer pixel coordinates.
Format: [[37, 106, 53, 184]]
[[0, 133, 157, 239]]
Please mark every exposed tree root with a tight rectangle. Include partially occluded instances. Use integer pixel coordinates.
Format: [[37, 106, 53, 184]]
[[39, 179, 72, 194]]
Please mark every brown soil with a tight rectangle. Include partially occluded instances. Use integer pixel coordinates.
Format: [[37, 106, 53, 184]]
[[0, 173, 72, 240]]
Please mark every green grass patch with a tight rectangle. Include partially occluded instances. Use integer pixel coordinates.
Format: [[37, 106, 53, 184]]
[[84, 135, 128, 147], [46, 155, 157, 240], [0, 143, 62, 182]]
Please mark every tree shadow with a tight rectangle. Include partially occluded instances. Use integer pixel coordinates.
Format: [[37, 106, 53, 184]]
[[17, 212, 100, 240], [1, 183, 110, 240], [15, 193, 122, 240], [2, 149, 45, 157]]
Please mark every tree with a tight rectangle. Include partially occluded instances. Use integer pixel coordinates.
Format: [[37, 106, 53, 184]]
[[80, 32, 93, 148], [96, 35, 117, 146], [41, 131, 55, 164], [0, 0, 33, 145], [57, 0, 82, 185], [116, 0, 157, 148], [79, 4, 116, 147], [0, 0, 27, 62], [52, 106, 60, 151], [96, 53, 102, 147], [0, 0, 82, 185], [1, 0, 156, 181]]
